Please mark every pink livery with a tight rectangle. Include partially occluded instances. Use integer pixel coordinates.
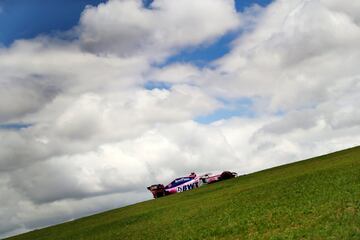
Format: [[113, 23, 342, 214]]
[[147, 171, 237, 198]]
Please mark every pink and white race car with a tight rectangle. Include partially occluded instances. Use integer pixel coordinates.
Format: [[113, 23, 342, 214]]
[[147, 171, 237, 198]]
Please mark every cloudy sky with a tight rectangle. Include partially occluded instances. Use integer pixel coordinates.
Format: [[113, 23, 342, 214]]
[[1, 0, 360, 237]]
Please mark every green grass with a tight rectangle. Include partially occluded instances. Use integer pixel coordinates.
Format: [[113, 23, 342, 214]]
[[7, 146, 360, 240]]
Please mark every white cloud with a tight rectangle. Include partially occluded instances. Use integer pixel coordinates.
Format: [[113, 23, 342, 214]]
[[79, 0, 240, 59], [1, 0, 360, 238], [0, 38, 148, 122], [210, 0, 360, 112]]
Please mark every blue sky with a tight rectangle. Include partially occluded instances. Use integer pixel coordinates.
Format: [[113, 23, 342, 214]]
[[0, 123, 32, 130], [0, 0, 272, 65], [195, 98, 255, 124], [0, 0, 272, 125], [0, 0, 106, 46], [0, 0, 272, 46], [160, 0, 272, 68]]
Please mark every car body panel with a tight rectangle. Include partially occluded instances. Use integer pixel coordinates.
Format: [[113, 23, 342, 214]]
[[164, 176, 200, 194], [147, 171, 237, 198]]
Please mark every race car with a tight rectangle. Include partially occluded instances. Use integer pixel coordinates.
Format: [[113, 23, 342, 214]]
[[147, 171, 237, 198]]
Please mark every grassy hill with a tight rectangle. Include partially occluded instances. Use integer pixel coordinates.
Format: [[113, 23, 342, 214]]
[[7, 146, 360, 240]]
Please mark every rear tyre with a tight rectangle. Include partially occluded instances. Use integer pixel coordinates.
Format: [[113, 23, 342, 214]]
[[220, 171, 235, 180], [155, 190, 165, 198], [148, 184, 166, 198]]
